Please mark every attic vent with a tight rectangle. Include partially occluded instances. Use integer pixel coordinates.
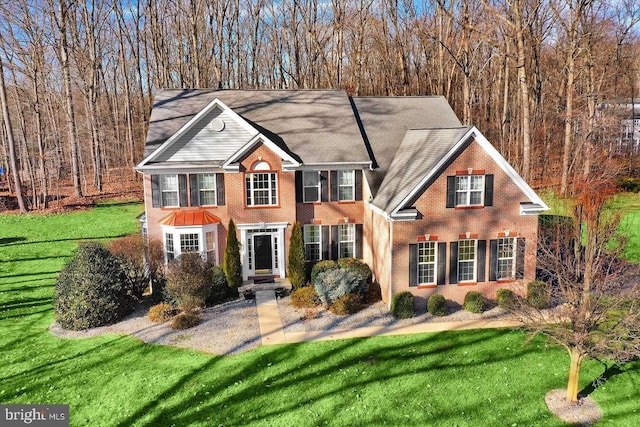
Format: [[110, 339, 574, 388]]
[[210, 118, 225, 132]]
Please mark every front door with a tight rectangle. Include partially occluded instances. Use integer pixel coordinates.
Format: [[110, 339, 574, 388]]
[[253, 234, 272, 273]]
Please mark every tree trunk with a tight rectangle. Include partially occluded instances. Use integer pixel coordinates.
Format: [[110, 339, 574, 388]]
[[566, 347, 583, 403]]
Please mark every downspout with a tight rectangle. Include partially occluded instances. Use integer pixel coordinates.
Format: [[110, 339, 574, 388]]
[[388, 216, 393, 310]]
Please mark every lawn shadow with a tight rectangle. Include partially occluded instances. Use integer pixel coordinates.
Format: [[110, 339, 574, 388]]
[[0, 237, 26, 245], [579, 362, 637, 397]]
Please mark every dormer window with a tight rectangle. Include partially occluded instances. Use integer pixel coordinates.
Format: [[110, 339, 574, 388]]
[[246, 161, 278, 206]]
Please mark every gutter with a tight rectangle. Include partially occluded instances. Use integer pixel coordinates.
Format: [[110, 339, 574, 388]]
[[388, 215, 393, 310]]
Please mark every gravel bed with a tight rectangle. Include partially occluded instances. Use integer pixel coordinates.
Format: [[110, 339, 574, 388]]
[[50, 298, 261, 356]]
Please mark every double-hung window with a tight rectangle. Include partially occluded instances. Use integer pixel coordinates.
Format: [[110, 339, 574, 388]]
[[165, 233, 175, 261], [339, 223, 355, 258], [198, 174, 217, 206], [246, 167, 278, 206], [303, 171, 321, 203], [303, 225, 321, 261], [455, 175, 484, 206], [161, 175, 179, 207], [418, 241, 437, 285], [338, 170, 355, 201], [458, 239, 477, 282], [497, 237, 516, 280]]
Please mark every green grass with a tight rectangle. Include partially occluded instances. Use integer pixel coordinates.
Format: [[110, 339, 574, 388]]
[[1, 202, 639, 425]]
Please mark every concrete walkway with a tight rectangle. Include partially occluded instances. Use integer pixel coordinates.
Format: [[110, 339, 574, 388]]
[[255, 289, 524, 346]]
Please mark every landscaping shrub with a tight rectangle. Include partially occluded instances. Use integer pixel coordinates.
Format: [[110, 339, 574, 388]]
[[290, 286, 321, 308], [313, 268, 367, 306], [329, 293, 363, 315], [206, 266, 228, 306], [337, 257, 372, 283], [310, 260, 338, 284], [288, 222, 307, 289], [54, 242, 132, 330], [171, 312, 201, 330], [427, 294, 448, 316], [464, 291, 485, 313], [108, 235, 164, 300], [165, 253, 212, 312], [496, 288, 517, 308], [391, 291, 414, 319], [527, 280, 550, 309], [365, 282, 382, 303], [223, 219, 242, 298], [148, 303, 177, 323]]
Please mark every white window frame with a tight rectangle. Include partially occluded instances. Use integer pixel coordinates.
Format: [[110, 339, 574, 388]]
[[198, 173, 217, 206], [303, 225, 322, 261], [245, 172, 278, 206], [418, 241, 437, 285], [458, 239, 477, 282], [165, 233, 175, 261], [338, 170, 355, 201], [161, 174, 179, 207], [162, 225, 218, 265], [303, 171, 321, 203], [497, 237, 516, 280], [339, 223, 355, 258], [455, 175, 484, 207]]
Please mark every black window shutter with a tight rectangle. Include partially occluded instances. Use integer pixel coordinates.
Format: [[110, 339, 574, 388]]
[[355, 224, 363, 258], [295, 171, 303, 203], [321, 225, 330, 260], [477, 240, 486, 282], [320, 171, 329, 202], [409, 244, 417, 287], [331, 225, 339, 260], [189, 174, 199, 207], [484, 174, 494, 207], [516, 238, 526, 279], [178, 174, 188, 207], [355, 170, 363, 201], [489, 239, 498, 281], [216, 173, 225, 205], [151, 175, 160, 208], [330, 171, 338, 201], [449, 242, 458, 284], [446, 176, 456, 208], [437, 243, 446, 285]]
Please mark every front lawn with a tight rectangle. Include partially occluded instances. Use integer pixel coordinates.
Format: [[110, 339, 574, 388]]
[[1, 202, 639, 425]]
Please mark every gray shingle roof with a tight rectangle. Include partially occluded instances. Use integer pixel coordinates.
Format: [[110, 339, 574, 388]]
[[371, 127, 473, 214], [143, 89, 371, 164]]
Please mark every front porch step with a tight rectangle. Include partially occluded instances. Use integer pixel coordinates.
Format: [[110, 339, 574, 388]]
[[240, 277, 292, 292]]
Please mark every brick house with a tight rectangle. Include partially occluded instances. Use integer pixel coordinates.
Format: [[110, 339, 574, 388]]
[[136, 89, 548, 306]]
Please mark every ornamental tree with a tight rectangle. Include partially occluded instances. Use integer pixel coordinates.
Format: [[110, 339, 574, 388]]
[[288, 221, 306, 289], [223, 218, 242, 297]]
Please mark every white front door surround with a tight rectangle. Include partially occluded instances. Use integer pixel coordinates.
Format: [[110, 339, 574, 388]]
[[237, 222, 288, 280]]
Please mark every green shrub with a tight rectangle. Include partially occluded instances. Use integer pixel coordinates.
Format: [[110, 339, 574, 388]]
[[337, 257, 372, 283], [391, 291, 414, 319], [288, 222, 307, 289], [464, 291, 485, 313], [171, 312, 201, 330], [527, 280, 550, 309], [206, 266, 228, 306], [290, 286, 321, 308], [310, 260, 338, 284], [165, 253, 212, 312], [496, 288, 517, 308], [54, 242, 132, 330], [329, 293, 363, 315], [618, 177, 640, 193], [148, 303, 177, 323], [313, 268, 368, 306], [223, 219, 242, 298], [427, 294, 448, 316]]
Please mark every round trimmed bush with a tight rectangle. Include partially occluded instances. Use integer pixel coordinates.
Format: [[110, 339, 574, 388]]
[[427, 294, 448, 316], [496, 288, 517, 308], [313, 268, 367, 306], [171, 312, 201, 329], [527, 280, 550, 309], [463, 291, 484, 313], [206, 266, 228, 306], [329, 293, 363, 315], [310, 260, 338, 284], [391, 291, 415, 319], [54, 242, 132, 330], [337, 257, 372, 283], [148, 303, 177, 323], [290, 286, 321, 308]]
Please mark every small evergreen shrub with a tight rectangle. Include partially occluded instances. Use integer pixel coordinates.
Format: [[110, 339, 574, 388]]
[[391, 291, 414, 319], [54, 242, 132, 330], [148, 303, 177, 322], [496, 288, 517, 308], [527, 280, 550, 309], [223, 219, 242, 298], [329, 293, 363, 315], [310, 260, 338, 284], [290, 286, 321, 308], [206, 266, 228, 306], [427, 294, 448, 316], [165, 253, 212, 312], [464, 291, 485, 313], [313, 268, 367, 306], [337, 257, 372, 283], [171, 312, 201, 330], [288, 222, 307, 289]]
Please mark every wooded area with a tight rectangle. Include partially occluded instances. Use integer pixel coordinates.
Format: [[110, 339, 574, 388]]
[[1, 0, 639, 212]]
